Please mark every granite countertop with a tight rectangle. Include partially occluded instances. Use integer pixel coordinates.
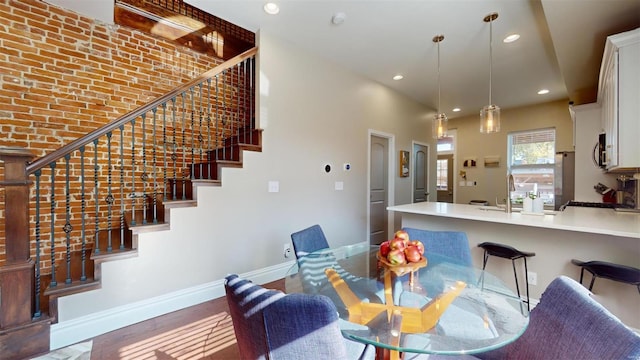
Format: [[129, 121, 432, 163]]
[[387, 202, 640, 239]]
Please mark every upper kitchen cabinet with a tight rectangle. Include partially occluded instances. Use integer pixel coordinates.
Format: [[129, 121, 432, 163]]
[[598, 28, 640, 171]]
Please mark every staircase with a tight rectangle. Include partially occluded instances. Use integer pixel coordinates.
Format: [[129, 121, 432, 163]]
[[0, 47, 259, 359]]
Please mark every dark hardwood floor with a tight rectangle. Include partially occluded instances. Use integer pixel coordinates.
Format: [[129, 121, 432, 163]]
[[89, 278, 285, 359]]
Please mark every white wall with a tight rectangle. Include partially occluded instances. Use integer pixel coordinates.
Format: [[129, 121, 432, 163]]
[[447, 100, 574, 205], [54, 31, 435, 345]]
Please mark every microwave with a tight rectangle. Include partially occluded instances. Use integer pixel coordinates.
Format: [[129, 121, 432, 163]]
[[593, 133, 606, 169]]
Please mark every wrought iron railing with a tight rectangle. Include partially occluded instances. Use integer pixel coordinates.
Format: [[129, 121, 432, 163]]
[[0, 47, 257, 319]]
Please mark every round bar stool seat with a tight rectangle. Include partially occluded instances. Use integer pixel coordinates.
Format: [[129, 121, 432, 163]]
[[571, 259, 640, 294], [478, 242, 536, 311]]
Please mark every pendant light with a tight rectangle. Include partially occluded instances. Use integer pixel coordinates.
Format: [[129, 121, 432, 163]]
[[480, 12, 500, 134], [432, 34, 448, 139]]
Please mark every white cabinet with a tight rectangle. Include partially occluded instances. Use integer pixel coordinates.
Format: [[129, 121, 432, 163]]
[[598, 28, 640, 170]]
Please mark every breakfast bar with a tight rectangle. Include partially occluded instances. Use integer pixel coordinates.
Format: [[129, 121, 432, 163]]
[[387, 202, 640, 328]]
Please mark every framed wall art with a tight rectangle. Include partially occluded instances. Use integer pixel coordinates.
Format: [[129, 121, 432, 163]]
[[399, 150, 409, 177]]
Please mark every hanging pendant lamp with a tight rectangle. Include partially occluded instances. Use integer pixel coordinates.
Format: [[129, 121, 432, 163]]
[[480, 12, 500, 134], [432, 34, 448, 139]]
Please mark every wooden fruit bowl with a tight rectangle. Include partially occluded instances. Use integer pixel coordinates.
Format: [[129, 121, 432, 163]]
[[377, 251, 427, 276]]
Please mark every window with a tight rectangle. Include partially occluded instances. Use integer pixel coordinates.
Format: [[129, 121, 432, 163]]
[[437, 136, 454, 153], [508, 128, 556, 206], [436, 159, 448, 190]]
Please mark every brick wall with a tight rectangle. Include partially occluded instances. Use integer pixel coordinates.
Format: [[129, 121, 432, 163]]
[[0, 0, 244, 266]]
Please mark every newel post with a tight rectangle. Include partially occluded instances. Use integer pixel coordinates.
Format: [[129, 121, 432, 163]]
[[0, 146, 35, 328]]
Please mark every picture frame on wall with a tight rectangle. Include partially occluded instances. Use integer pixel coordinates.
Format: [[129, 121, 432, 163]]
[[399, 150, 409, 177]]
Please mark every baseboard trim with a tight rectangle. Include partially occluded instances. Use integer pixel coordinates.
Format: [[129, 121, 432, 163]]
[[50, 260, 295, 350]]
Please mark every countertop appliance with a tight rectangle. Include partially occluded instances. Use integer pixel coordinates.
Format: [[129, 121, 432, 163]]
[[554, 151, 575, 210]]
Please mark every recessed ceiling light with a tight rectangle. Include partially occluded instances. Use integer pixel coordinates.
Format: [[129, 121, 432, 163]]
[[503, 34, 520, 43], [263, 2, 279, 15], [537, 89, 550, 95], [452, 108, 461, 112], [393, 74, 404, 81]]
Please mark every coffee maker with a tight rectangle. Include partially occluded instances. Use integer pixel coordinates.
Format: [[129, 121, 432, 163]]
[[616, 174, 639, 210]]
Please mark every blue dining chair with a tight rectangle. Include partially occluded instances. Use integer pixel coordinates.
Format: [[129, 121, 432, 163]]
[[290, 224, 384, 307], [224, 274, 376, 360], [402, 228, 473, 267], [291, 224, 329, 258], [477, 276, 640, 360]]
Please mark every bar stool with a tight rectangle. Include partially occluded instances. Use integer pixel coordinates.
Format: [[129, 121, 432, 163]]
[[571, 259, 640, 294], [477, 242, 536, 311]]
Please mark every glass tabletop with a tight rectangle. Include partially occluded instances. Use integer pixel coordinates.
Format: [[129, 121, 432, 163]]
[[284, 244, 529, 356]]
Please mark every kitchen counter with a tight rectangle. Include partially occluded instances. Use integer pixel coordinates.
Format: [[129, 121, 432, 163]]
[[387, 202, 640, 239], [387, 201, 640, 329]]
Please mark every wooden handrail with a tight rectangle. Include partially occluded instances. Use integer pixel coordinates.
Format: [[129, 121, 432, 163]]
[[26, 47, 258, 175]]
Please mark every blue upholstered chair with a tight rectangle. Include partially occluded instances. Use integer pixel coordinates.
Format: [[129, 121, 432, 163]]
[[402, 228, 473, 267], [291, 224, 330, 258], [224, 274, 376, 360], [477, 275, 640, 360], [290, 224, 383, 307]]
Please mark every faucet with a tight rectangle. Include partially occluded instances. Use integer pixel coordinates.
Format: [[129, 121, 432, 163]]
[[506, 173, 515, 213]]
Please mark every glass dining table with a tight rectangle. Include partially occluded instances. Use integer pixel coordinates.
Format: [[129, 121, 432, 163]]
[[284, 243, 529, 360]]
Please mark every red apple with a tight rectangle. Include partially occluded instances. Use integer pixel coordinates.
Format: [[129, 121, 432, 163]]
[[405, 245, 422, 263], [379, 241, 391, 257], [410, 240, 425, 255], [394, 230, 410, 244], [390, 237, 407, 251], [387, 249, 406, 265]]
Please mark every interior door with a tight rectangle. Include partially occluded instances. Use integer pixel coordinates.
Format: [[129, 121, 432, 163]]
[[413, 143, 429, 202], [370, 135, 388, 245], [437, 154, 454, 203]]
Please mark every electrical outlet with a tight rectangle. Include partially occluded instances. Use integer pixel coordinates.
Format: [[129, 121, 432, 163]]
[[527, 271, 537, 286], [283, 243, 292, 258]]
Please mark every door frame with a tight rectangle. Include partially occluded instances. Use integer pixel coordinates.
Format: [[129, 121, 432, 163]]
[[411, 140, 430, 203], [437, 129, 458, 203], [367, 129, 395, 243]]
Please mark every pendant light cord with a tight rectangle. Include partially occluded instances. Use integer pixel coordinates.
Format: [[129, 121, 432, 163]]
[[437, 39, 441, 113], [489, 17, 493, 105]]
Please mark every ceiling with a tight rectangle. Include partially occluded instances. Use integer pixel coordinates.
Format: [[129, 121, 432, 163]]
[[185, 0, 640, 119]]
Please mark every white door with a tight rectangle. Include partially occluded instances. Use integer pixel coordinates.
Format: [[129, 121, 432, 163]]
[[370, 135, 388, 245], [413, 143, 429, 203]]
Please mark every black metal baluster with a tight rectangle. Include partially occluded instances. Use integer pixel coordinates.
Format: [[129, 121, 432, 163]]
[[214, 74, 220, 173], [94, 139, 100, 254], [119, 126, 125, 250], [64, 154, 72, 284], [49, 162, 57, 287], [189, 87, 195, 179], [221, 70, 226, 161], [181, 92, 187, 199], [171, 97, 177, 200], [33, 169, 42, 318], [162, 103, 168, 202], [206, 78, 212, 179], [141, 113, 148, 225], [106, 132, 113, 252], [249, 56, 254, 140], [236, 63, 241, 151], [152, 107, 158, 224], [241, 59, 247, 144], [80, 146, 87, 281], [198, 83, 204, 179], [130, 118, 136, 226]]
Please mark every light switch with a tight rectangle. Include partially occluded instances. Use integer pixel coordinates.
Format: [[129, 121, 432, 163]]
[[466, 181, 475, 187], [268, 181, 279, 193], [335, 181, 344, 190], [459, 181, 466, 187]]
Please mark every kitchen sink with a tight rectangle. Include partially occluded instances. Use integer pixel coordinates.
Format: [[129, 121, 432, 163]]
[[478, 206, 557, 215]]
